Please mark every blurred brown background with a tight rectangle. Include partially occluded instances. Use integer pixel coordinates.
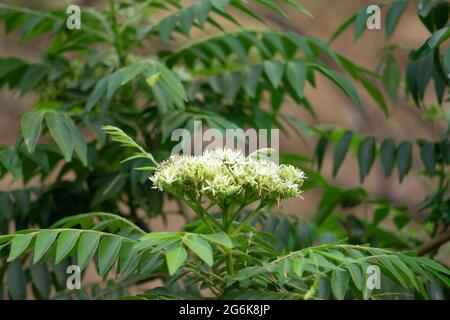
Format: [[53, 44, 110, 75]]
[[0, 0, 447, 280]]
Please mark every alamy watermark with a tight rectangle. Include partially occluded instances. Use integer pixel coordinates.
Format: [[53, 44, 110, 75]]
[[66, 265, 81, 290], [170, 120, 280, 164], [66, 5, 81, 30], [366, 265, 381, 290]]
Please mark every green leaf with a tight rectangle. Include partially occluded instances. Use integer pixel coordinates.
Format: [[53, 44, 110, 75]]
[[264, 60, 284, 88], [286, 61, 307, 98], [98, 236, 123, 277], [45, 111, 74, 161], [62, 114, 87, 166], [201, 232, 233, 249], [21, 111, 46, 153], [77, 232, 101, 270], [382, 55, 401, 104], [396, 141, 412, 183], [179, 7, 194, 36], [407, 50, 433, 105], [354, 6, 370, 42], [313, 187, 342, 226], [372, 205, 389, 226], [418, 140, 435, 176], [0, 148, 22, 181], [33, 230, 59, 263], [7, 261, 27, 300], [30, 263, 51, 299], [85, 76, 108, 111], [385, 0, 408, 39], [414, 27, 450, 60], [380, 139, 396, 177], [333, 131, 353, 177], [346, 263, 363, 291], [55, 231, 80, 264], [310, 63, 361, 106], [166, 244, 187, 275], [314, 134, 329, 170], [159, 15, 177, 43], [359, 77, 388, 116], [118, 242, 138, 275], [358, 137, 375, 182], [331, 269, 350, 300], [242, 65, 262, 98], [107, 62, 150, 99], [8, 233, 34, 262], [328, 14, 356, 44], [18, 65, 46, 96], [184, 235, 213, 267], [0, 192, 13, 220], [444, 47, 450, 76]]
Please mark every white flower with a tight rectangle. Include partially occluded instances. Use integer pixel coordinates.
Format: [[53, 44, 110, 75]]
[[149, 148, 306, 205]]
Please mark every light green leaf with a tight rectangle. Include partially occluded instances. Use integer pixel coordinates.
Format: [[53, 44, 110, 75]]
[[264, 60, 284, 88], [8, 233, 34, 262], [286, 61, 307, 98], [86, 76, 108, 111], [55, 231, 80, 264], [45, 112, 74, 161], [346, 263, 363, 291], [331, 269, 350, 300], [21, 111, 46, 153], [62, 114, 87, 166], [184, 235, 213, 267], [201, 232, 233, 249], [166, 244, 187, 275], [33, 230, 59, 263], [77, 232, 101, 270]]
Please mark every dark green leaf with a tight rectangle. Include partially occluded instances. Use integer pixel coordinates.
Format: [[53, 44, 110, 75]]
[[418, 140, 435, 176], [396, 141, 413, 183], [380, 139, 396, 177], [7, 261, 27, 300], [333, 131, 353, 177], [358, 137, 375, 182], [98, 236, 123, 277], [385, 0, 408, 39]]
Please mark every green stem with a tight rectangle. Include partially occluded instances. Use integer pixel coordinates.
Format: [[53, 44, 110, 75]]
[[226, 250, 235, 275], [232, 203, 265, 236]]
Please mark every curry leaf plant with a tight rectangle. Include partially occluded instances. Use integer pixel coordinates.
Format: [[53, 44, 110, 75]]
[[0, 0, 449, 300], [1, 128, 449, 300]]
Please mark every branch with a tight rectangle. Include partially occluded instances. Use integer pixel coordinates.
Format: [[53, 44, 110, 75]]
[[418, 228, 450, 256]]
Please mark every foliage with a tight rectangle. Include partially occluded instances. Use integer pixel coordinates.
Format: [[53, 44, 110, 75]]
[[0, 0, 449, 300]]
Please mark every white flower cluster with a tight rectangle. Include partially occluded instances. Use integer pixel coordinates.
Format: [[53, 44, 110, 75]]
[[150, 149, 306, 205]]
